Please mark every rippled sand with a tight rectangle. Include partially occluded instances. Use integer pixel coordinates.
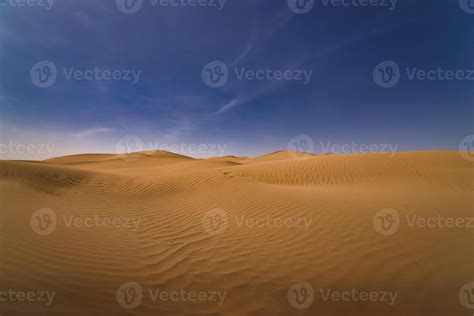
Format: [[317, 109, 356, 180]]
[[0, 150, 472, 315]]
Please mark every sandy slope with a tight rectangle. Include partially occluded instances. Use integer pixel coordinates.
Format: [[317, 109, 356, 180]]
[[0, 151, 472, 315]]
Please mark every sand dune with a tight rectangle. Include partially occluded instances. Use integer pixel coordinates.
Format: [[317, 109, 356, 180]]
[[0, 151, 472, 315]]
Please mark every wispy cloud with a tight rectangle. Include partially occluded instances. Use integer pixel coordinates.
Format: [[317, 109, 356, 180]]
[[213, 83, 279, 115], [73, 128, 114, 138], [231, 38, 254, 67]]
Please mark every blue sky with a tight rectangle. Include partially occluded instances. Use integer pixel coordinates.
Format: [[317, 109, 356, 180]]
[[0, 0, 473, 159]]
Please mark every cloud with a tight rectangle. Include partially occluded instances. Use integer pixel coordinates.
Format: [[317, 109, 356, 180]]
[[213, 85, 276, 115], [231, 39, 254, 67], [73, 128, 114, 138]]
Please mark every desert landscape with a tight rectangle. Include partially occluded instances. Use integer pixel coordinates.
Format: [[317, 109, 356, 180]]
[[0, 150, 472, 315], [2, 0, 473, 314]]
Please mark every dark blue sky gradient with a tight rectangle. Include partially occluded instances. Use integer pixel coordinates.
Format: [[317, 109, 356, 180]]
[[0, 0, 473, 158]]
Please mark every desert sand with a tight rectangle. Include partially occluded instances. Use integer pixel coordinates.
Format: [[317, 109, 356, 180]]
[[0, 150, 472, 315]]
